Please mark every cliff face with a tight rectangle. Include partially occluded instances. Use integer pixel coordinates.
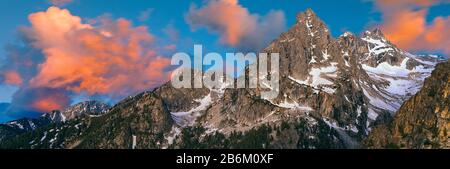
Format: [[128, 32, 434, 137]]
[[365, 61, 450, 149], [69, 92, 174, 149]]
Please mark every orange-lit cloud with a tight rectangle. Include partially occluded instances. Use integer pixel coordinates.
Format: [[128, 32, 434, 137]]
[[0, 6, 171, 115], [375, 0, 449, 55], [6, 87, 71, 116], [186, 0, 286, 51], [376, 0, 439, 9], [187, 0, 254, 45], [1, 71, 23, 86], [24, 7, 170, 97], [30, 91, 70, 113]]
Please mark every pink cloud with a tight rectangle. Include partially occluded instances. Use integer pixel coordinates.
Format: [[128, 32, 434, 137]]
[[1, 71, 23, 86], [375, 0, 450, 55], [1, 7, 171, 114], [186, 0, 286, 51], [24, 7, 171, 96]]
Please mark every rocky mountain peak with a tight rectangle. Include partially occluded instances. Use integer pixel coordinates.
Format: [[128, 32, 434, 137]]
[[336, 31, 360, 47], [63, 101, 110, 118], [297, 8, 316, 20], [42, 100, 110, 123], [42, 110, 65, 123], [359, 28, 407, 67], [363, 28, 386, 40], [361, 28, 398, 54], [263, 9, 334, 81], [340, 31, 356, 38], [295, 8, 330, 37]]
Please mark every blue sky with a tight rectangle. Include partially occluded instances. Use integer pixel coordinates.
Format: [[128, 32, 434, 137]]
[[0, 0, 448, 122]]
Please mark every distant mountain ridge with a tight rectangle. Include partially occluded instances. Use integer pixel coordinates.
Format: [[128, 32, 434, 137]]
[[42, 101, 110, 123], [0, 101, 110, 144]]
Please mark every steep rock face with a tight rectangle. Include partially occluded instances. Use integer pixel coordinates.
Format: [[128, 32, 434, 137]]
[[42, 101, 110, 123], [28, 101, 110, 124], [200, 88, 276, 132], [365, 61, 450, 148], [72, 92, 173, 149], [62, 101, 110, 120], [264, 9, 332, 81], [154, 80, 210, 113], [154, 70, 216, 127]]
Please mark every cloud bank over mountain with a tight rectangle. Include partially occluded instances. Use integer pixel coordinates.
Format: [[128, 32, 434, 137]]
[[374, 0, 449, 56], [0, 7, 171, 119], [186, 0, 286, 52]]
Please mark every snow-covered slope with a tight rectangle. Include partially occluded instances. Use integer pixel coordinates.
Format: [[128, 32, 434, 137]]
[[358, 31, 441, 122]]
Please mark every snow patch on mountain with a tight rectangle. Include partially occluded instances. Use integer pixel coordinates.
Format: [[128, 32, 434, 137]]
[[171, 93, 212, 127], [164, 126, 182, 148], [289, 62, 338, 94], [275, 99, 313, 111], [357, 51, 441, 131], [362, 62, 410, 77], [8, 121, 24, 129], [362, 36, 394, 56]]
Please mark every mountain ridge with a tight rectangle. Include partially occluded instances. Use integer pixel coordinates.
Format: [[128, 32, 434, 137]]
[[0, 101, 110, 144]]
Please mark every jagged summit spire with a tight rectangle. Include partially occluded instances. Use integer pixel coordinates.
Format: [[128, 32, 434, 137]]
[[296, 8, 317, 22], [364, 28, 386, 39], [372, 28, 384, 36], [294, 8, 330, 36], [340, 31, 356, 38], [305, 8, 316, 16]]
